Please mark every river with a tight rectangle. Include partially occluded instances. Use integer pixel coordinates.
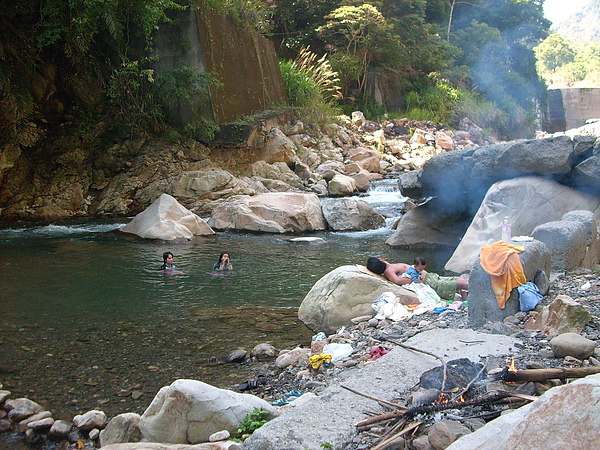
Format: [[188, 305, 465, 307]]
[[0, 182, 453, 424]]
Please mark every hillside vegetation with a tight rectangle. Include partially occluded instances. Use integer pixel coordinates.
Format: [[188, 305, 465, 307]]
[[0, 0, 552, 146], [535, 0, 600, 88]]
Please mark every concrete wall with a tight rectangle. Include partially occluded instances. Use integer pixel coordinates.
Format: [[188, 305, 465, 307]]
[[195, 0, 287, 123], [152, 1, 287, 125], [548, 88, 600, 132]]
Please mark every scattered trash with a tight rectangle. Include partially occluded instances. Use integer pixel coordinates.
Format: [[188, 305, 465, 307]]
[[368, 346, 389, 361], [271, 397, 290, 406], [309, 353, 332, 369], [323, 343, 353, 361], [517, 282, 543, 311], [284, 389, 302, 398], [312, 332, 327, 341], [372, 292, 411, 321], [238, 375, 266, 391], [512, 235, 534, 242], [581, 281, 592, 291]]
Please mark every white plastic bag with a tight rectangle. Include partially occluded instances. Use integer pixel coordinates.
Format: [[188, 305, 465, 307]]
[[323, 343, 354, 361]]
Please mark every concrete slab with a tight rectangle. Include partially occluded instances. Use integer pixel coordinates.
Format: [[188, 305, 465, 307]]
[[242, 329, 519, 450]]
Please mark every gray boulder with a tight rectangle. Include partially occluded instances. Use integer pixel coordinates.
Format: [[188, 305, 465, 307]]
[[138, 379, 277, 444], [386, 200, 470, 248], [99, 413, 142, 447], [298, 265, 418, 334], [208, 192, 326, 233], [549, 333, 596, 359], [243, 161, 306, 190], [571, 154, 600, 192], [120, 194, 215, 240], [445, 176, 600, 274], [327, 173, 356, 196], [257, 127, 299, 166], [447, 374, 600, 449], [532, 220, 587, 273], [524, 295, 591, 337], [321, 198, 385, 231], [468, 240, 551, 328]]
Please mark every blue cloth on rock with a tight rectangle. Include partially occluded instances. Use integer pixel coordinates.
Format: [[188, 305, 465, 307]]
[[517, 282, 543, 311]]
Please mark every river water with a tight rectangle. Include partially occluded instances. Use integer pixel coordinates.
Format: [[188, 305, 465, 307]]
[[0, 182, 453, 423]]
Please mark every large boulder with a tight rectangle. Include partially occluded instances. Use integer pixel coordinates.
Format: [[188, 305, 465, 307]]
[[531, 220, 588, 273], [99, 413, 142, 447], [447, 374, 600, 450], [327, 173, 356, 196], [298, 265, 418, 334], [138, 379, 277, 444], [386, 200, 470, 248], [321, 198, 385, 231], [243, 160, 306, 191], [468, 240, 551, 328], [120, 194, 215, 240], [208, 192, 326, 233], [445, 176, 600, 274], [524, 295, 592, 337], [257, 127, 299, 166]]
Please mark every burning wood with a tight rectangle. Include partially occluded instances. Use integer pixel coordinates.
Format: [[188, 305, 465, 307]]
[[499, 365, 600, 382]]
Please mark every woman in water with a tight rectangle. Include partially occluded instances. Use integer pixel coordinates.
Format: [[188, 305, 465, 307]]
[[213, 252, 233, 271], [160, 251, 176, 270]]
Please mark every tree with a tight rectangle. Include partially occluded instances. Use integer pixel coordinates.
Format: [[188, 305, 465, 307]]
[[317, 4, 402, 96], [534, 34, 575, 73]]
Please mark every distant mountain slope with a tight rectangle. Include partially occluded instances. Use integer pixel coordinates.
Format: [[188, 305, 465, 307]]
[[554, 0, 600, 41]]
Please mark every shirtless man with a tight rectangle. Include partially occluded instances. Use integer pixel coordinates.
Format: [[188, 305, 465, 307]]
[[366, 257, 468, 301]]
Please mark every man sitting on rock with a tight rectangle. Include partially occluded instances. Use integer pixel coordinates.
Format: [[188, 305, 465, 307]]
[[366, 257, 468, 301]]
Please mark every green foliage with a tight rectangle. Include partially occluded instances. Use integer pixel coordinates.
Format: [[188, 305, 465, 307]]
[[205, 0, 272, 33], [106, 61, 164, 135], [183, 119, 220, 143], [279, 48, 341, 126], [535, 34, 575, 73], [37, 0, 186, 62], [317, 4, 402, 97], [398, 73, 460, 123], [535, 36, 600, 88], [236, 408, 271, 437], [447, 0, 549, 138]]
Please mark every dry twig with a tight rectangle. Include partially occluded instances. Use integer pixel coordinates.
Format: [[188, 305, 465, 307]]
[[341, 384, 406, 410]]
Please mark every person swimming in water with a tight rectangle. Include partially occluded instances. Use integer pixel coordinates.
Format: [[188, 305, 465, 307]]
[[160, 251, 176, 270], [213, 252, 233, 271]]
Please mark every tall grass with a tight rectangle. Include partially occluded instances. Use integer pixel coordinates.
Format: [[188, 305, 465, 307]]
[[280, 47, 342, 126]]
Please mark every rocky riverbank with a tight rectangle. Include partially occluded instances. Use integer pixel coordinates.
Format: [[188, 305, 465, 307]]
[[1, 267, 598, 449]]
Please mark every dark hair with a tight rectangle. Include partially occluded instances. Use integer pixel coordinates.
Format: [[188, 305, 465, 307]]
[[414, 256, 426, 266], [163, 251, 173, 262], [218, 252, 230, 264], [366, 257, 386, 275]]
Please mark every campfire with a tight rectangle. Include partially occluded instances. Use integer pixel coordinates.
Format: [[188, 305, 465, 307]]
[[342, 339, 600, 450]]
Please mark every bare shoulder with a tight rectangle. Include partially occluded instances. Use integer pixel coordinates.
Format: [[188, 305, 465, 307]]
[[388, 262, 409, 274]]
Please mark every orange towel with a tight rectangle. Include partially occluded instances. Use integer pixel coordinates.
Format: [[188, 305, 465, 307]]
[[480, 241, 526, 309]]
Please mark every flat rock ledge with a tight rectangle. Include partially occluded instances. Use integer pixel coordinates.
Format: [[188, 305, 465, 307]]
[[242, 329, 517, 450]]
